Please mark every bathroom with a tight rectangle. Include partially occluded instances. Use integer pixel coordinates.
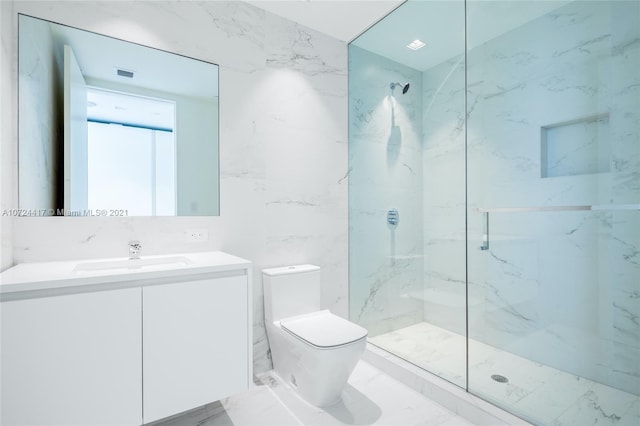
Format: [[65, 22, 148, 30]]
[[0, 1, 638, 425]]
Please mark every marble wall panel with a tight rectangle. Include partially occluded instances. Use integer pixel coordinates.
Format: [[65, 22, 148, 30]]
[[461, 0, 637, 394], [1, 0, 349, 374], [348, 46, 424, 336]]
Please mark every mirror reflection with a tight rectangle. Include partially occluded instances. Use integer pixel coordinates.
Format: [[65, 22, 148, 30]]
[[19, 14, 220, 216]]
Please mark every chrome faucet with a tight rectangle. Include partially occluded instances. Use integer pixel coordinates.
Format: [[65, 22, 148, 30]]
[[128, 240, 142, 260]]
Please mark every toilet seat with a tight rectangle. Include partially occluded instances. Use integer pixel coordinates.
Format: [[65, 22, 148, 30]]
[[280, 310, 368, 349]]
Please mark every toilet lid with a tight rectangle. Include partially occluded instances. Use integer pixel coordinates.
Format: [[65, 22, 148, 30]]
[[280, 310, 368, 348]]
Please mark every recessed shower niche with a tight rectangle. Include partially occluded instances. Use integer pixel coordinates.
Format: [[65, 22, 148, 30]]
[[349, 0, 640, 425], [541, 113, 611, 178]]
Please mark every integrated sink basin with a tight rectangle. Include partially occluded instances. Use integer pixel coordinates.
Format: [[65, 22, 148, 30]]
[[73, 256, 193, 273], [0, 251, 251, 296]]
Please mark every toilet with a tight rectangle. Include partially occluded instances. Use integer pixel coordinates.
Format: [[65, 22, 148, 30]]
[[262, 265, 368, 407]]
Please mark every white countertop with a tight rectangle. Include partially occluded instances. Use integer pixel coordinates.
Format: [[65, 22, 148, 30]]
[[0, 251, 251, 296]]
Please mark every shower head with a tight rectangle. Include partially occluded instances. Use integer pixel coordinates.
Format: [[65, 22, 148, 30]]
[[390, 82, 410, 94]]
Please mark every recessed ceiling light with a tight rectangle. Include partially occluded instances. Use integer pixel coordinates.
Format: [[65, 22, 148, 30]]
[[407, 39, 426, 51]]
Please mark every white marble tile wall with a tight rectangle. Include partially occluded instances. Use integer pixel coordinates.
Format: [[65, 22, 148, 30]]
[[1, 0, 15, 271], [348, 45, 425, 336], [421, 53, 467, 337], [1, 0, 349, 374], [420, 0, 639, 395], [18, 14, 59, 212]]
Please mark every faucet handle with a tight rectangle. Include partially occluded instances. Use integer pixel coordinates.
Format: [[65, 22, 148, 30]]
[[128, 240, 142, 259]]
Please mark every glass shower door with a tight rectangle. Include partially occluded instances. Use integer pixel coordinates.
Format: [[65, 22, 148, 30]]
[[466, 1, 640, 424], [348, 0, 468, 388]]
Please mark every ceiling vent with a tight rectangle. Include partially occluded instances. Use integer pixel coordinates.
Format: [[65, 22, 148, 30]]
[[116, 68, 134, 78]]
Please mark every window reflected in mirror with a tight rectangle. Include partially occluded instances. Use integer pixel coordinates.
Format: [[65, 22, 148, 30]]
[[18, 14, 220, 217], [86, 87, 177, 215]]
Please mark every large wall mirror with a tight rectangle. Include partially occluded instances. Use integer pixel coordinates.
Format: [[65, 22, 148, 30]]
[[18, 14, 220, 216]]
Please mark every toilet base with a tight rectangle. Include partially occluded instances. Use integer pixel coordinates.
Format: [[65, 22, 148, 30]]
[[271, 370, 343, 407], [267, 321, 366, 408]]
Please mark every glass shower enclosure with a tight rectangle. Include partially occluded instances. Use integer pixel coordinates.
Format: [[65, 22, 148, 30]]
[[348, 1, 639, 424]]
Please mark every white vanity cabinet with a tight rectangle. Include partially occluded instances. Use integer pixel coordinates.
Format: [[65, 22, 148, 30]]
[[1, 288, 143, 426], [143, 275, 249, 423], [0, 251, 252, 426]]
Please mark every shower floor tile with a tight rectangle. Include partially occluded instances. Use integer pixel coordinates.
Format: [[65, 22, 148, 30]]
[[370, 322, 467, 387], [369, 321, 640, 426]]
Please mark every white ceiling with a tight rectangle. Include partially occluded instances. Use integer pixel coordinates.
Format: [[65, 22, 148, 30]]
[[247, 0, 404, 42], [87, 88, 176, 130], [251, 0, 570, 71], [42, 1, 574, 95], [353, 0, 570, 71], [47, 18, 218, 99]]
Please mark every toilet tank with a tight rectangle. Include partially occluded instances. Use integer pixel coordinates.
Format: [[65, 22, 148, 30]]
[[263, 265, 321, 322]]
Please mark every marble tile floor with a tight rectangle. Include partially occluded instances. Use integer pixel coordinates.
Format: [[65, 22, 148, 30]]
[[150, 360, 475, 426], [369, 322, 640, 426]]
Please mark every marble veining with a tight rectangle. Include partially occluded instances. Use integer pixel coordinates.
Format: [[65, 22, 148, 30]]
[[0, 0, 13, 271], [371, 322, 640, 426], [4, 1, 349, 375], [349, 45, 425, 337], [421, 0, 639, 397], [18, 14, 58, 212], [151, 360, 475, 426], [350, 2, 638, 423]]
